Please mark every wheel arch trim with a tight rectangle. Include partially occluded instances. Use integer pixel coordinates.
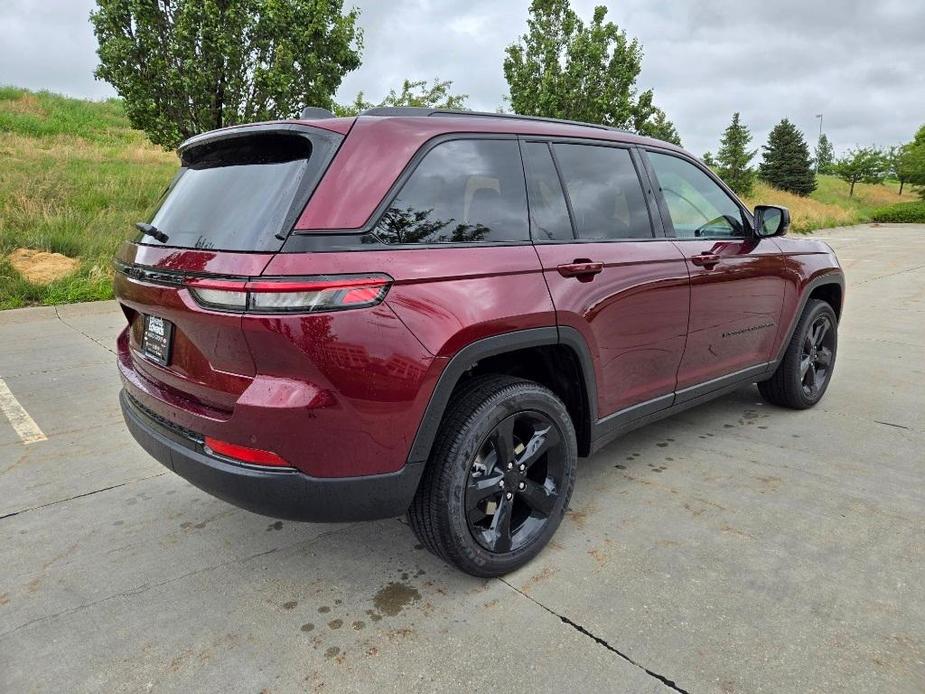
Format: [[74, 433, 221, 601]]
[[406, 326, 597, 465], [773, 272, 845, 366]]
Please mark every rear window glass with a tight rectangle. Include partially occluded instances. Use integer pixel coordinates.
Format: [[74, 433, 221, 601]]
[[375, 139, 529, 244], [553, 144, 652, 240], [143, 133, 314, 251]]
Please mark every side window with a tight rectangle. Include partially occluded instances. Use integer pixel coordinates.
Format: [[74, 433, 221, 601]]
[[647, 152, 746, 239], [522, 142, 573, 241], [552, 143, 653, 240], [375, 139, 528, 244]]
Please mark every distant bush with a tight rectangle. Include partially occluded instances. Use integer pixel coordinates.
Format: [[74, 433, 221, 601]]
[[870, 201, 925, 223]]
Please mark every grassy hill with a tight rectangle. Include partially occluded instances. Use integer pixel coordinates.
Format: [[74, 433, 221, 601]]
[[0, 88, 176, 308], [0, 87, 914, 309], [742, 176, 906, 233]]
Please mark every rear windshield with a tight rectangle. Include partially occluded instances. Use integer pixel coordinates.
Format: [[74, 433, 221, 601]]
[[143, 133, 315, 252]]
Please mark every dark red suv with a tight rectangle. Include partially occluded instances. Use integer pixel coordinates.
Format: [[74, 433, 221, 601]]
[[115, 108, 844, 576]]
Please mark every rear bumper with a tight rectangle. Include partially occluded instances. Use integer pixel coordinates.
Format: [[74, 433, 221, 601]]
[[120, 390, 424, 522]]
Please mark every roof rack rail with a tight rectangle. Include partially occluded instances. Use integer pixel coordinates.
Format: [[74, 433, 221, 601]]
[[358, 107, 631, 134], [299, 106, 335, 120]]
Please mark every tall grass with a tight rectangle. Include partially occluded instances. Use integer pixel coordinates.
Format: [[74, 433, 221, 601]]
[[0, 88, 176, 309], [742, 176, 906, 233]]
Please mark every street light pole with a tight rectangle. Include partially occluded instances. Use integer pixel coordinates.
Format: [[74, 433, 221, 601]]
[[815, 114, 824, 172]]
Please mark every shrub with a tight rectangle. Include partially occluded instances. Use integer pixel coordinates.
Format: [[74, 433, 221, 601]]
[[870, 201, 925, 223]]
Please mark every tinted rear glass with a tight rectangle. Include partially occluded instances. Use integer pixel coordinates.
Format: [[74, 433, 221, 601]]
[[144, 133, 314, 251], [375, 139, 529, 244], [553, 144, 652, 240]]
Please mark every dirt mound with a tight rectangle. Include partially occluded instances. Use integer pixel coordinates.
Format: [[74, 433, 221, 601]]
[[9, 248, 80, 284]]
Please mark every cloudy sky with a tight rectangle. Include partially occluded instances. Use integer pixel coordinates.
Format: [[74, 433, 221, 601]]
[[1, 0, 923, 156]]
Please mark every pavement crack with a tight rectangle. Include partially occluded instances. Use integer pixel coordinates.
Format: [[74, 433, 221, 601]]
[[853, 263, 925, 286], [499, 577, 690, 693], [874, 419, 911, 430], [53, 306, 117, 355], [0, 473, 166, 520]]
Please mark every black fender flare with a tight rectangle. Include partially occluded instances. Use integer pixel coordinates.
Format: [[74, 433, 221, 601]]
[[406, 326, 598, 465], [771, 271, 845, 367]]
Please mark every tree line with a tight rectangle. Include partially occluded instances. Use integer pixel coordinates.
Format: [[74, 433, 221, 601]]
[[90, 0, 680, 149], [704, 114, 925, 200], [89, 0, 924, 203]]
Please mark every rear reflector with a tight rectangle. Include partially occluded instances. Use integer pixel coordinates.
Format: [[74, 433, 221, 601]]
[[186, 274, 392, 314], [203, 436, 291, 467]]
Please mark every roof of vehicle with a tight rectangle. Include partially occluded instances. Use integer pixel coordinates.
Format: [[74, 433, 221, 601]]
[[289, 108, 688, 231], [180, 108, 686, 232], [293, 107, 679, 148]]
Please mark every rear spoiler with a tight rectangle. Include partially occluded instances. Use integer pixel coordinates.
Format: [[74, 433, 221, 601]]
[[177, 122, 343, 161]]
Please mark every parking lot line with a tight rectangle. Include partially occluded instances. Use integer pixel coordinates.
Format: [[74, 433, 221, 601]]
[[0, 376, 47, 444]]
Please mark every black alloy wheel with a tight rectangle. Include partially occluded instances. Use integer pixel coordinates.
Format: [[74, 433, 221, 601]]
[[759, 298, 838, 409], [800, 313, 835, 399], [465, 411, 565, 553], [408, 375, 577, 577]]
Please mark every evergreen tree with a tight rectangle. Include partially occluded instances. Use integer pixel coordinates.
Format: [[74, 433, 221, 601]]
[[715, 113, 757, 196], [759, 119, 817, 196], [815, 133, 835, 174], [702, 152, 717, 168]]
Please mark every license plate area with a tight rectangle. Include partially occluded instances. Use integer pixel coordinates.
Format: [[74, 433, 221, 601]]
[[142, 314, 173, 366]]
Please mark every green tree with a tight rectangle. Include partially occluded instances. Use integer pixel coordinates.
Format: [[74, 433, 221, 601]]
[[815, 133, 835, 174], [503, 0, 676, 137], [887, 145, 908, 195], [638, 107, 681, 145], [759, 119, 817, 196], [335, 78, 468, 117], [832, 147, 886, 197], [902, 147, 925, 199], [715, 113, 757, 196], [900, 125, 925, 199], [91, 0, 363, 149], [702, 151, 717, 168]]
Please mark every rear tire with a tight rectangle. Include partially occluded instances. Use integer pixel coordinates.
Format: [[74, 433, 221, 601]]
[[759, 299, 838, 409], [408, 375, 577, 577]]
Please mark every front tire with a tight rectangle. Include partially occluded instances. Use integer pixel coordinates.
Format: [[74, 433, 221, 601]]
[[759, 299, 838, 409], [408, 375, 577, 577]]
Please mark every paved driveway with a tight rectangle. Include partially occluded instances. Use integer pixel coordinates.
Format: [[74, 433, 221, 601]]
[[1, 224, 923, 693]]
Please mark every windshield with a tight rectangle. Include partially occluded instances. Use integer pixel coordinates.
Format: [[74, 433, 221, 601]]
[[144, 133, 314, 252]]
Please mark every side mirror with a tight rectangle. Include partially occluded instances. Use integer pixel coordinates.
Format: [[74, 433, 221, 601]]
[[753, 205, 790, 237]]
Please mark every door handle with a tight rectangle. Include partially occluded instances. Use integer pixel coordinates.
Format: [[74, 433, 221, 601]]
[[690, 252, 720, 268], [557, 260, 604, 281]]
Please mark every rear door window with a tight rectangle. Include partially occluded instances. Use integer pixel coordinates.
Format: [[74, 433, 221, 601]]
[[375, 139, 529, 244], [553, 144, 653, 240], [144, 132, 323, 252]]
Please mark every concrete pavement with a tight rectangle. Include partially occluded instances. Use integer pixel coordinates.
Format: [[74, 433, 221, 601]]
[[1, 224, 923, 693]]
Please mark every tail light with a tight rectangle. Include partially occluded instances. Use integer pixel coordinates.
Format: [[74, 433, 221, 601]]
[[186, 274, 392, 314], [203, 436, 291, 468]]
